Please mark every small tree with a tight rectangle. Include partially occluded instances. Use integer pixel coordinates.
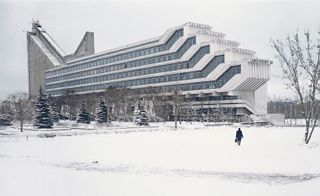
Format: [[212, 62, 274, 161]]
[[96, 97, 108, 123], [133, 99, 149, 126], [51, 105, 60, 123], [77, 101, 91, 124], [0, 100, 15, 122], [271, 30, 320, 144], [7, 92, 32, 132], [172, 91, 184, 128], [34, 88, 53, 129], [0, 115, 12, 126]]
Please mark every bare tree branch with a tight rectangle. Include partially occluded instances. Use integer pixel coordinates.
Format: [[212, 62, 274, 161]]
[[271, 30, 320, 144]]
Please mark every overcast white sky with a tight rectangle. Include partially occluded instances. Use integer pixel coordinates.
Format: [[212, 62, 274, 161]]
[[1, 0, 320, 100]]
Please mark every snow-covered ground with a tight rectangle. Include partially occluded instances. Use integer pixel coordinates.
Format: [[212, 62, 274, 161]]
[[1, 122, 320, 196]]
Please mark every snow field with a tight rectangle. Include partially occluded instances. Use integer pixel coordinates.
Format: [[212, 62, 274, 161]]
[[0, 122, 320, 196]]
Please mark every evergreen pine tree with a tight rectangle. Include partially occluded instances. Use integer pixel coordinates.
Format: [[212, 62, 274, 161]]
[[51, 105, 60, 123], [133, 100, 149, 126], [96, 97, 108, 123], [77, 101, 91, 124], [34, 87, 53, 129], [0, 115, 12, 126]]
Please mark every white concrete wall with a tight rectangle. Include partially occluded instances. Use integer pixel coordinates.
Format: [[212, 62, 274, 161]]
[[236, 91, 255, 107], [253, 82, 268, 114], [27, 34, 57, 97]]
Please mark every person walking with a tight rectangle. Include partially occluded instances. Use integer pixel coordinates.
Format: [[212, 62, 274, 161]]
[[235, 128, 244, 146]]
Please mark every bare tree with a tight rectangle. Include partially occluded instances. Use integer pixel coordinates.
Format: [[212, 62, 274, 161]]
[[271, 30, 320, 144], [8, 92, 33, 132], [143, 88, 166, 122], [151, 95, 172, 122], [104, 87, 134, 121], [172, 91, 185, 129], [54, 89, 79, 120]]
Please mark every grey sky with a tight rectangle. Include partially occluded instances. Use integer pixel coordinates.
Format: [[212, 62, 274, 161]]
[[1, 0, 320, 100]]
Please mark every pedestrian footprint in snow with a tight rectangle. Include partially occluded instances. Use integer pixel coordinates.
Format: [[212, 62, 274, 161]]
[[235, 128, 244, 146]]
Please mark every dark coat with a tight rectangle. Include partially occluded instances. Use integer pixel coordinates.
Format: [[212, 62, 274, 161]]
[[236, 129, 243, 139]]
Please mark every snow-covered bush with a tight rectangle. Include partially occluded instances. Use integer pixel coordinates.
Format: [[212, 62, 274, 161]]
[[0, 115, 12, 126], [133, 100, 149, 126]]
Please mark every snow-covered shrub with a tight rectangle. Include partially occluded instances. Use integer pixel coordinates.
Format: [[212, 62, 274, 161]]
[[0, 115, 12, 126], [133, 100, 149, 126]]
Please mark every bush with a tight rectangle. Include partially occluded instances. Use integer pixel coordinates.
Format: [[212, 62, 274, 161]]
[[0, 115, 12, 126]]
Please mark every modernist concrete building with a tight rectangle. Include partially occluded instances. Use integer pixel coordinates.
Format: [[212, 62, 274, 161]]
[[27, 21, 271, 117], [27, 21, 94, 96]]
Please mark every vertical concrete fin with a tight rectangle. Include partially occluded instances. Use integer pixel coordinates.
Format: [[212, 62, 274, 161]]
[[74, 32, 95, 58], [27, 31, 56, 97]]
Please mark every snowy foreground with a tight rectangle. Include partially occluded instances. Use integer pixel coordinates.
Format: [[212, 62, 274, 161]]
[[1, 122, 320, 196]]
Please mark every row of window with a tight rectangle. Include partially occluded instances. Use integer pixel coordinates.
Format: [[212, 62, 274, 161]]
[[46, 37, 196, 84], [46, 46, 211, 90], [47, 66, 241, 96], [46, 29, 184, 77], [192, 108, 237, 116], [186, 95, 238, 101]]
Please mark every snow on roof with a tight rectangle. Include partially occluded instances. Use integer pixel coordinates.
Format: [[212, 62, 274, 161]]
[[66, 35, 162, 64], [66, 25, 185, 65], [37, 26, 66, 56], [184, 22, 212, 30], [30, 35, 61, 66]]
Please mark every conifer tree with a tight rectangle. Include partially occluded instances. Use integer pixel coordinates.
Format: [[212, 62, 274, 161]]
[[96, 97, 108, 123], [133, 99, 149, 126], [51, 105, 60, 123], [77, 101, 91, 124], [34, 87, 53, 129], [0, 115, 12, 126]]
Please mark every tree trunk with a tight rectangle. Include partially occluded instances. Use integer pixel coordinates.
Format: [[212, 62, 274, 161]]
[[174, 104, 178, 129], [304, 121, 310, 144], [306, 126, 316, 144], [20, 120, 23, 132]]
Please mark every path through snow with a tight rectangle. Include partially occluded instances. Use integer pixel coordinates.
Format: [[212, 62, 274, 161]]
[[53, 161, 320, 185]]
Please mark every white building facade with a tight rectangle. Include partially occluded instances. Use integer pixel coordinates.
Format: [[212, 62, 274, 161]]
[[28, 22, 271, 117]]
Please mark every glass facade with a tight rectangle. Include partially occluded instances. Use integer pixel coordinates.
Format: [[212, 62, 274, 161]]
[[46, 44, 210, 90], [44, 27, 243, 97], [187, 95, 238, 101], [46, 29, 184, 77], [46, 36, 196, 84], [47, 65, 241, 96]]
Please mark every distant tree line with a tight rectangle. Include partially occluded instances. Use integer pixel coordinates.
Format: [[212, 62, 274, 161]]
[[267, 98, 305, 119], [1, 84, 271, 130], [1, 85, 257, 129], [49, 86, 170, 122], [0, 86, 176, 128]]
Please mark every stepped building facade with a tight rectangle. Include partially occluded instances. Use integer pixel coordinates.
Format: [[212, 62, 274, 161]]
[[27, 21, 271, 117]]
